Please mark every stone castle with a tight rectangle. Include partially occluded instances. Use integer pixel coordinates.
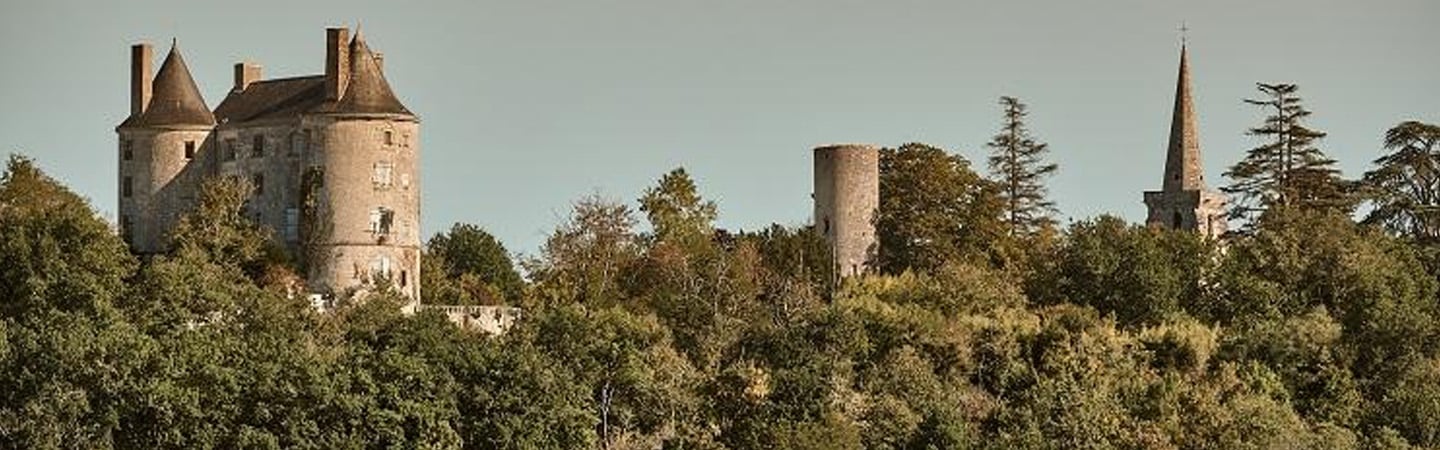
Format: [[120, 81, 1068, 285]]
[[813, 46, 1226, 277], [116, 27, 421, 301]]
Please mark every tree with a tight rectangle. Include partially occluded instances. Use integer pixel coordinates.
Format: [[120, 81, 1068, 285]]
[[425, 223, 525, 304], [1361, 120, 1440, 242], [0, 155, 147, 448], [638, 167, 717, 245], [526, 194, 641, 306], [875, 143, 1008, 274], [1223, 83, 1351, 227], [1027, 215, 1215, 327], [986, 96, 1059, 238]]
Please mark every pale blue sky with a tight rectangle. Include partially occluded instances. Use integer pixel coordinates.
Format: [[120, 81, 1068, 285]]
[[1, 0, 1437, 255]]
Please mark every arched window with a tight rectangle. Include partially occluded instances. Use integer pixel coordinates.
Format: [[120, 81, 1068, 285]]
[[1172, 211, 1184, 229]]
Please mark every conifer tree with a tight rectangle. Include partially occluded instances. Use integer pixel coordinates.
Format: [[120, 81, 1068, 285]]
[[1223, 83, 1351, 225], [1361, 120, 1440, 241], [986, 96, 1059, 237]]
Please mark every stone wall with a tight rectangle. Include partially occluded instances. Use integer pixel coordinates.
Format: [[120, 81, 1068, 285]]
[[813, 144, 879, 278], [118, 126, 211, 252], [310, 116, 422, 301]]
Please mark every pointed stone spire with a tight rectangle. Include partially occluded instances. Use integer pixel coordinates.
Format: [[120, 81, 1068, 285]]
[[332, 31, 412, 116], [1143, 43, 1227, 239], [1162, 45, 1202, 192], [124, 40, 214, 128]]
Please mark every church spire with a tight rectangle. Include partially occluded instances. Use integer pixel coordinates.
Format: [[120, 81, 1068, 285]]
[[1162, 45, 1202, 192]]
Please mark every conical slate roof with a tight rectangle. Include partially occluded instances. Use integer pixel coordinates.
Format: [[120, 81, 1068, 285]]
[[1162, 45, 1202, 192], [332, 31, 412, 116], [123, 42, 215, 128]]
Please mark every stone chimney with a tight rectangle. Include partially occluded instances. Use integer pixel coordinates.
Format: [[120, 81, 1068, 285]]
[[325, 27, 350, 101], [130, 43, 153, 115], [233, 61, 262, 92]]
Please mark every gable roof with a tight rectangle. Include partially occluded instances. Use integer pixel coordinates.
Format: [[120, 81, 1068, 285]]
[[213, 75, 327, 123]]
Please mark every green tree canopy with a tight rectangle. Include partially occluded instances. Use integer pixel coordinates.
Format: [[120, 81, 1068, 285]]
[[875, 143, 1007, 274], [425, 223, 525, 304]]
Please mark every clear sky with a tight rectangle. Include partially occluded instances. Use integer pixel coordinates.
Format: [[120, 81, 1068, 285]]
[[1, 0, 1437, 255]]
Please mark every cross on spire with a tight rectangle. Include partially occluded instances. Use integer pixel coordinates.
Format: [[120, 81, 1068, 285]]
[[1180, 22, 1189, 45]]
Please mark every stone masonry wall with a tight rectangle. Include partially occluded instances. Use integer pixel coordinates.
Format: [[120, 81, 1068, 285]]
[[310, 116, 421, 301], [118, 127, 211, 253], [813, 144, 879, 278]]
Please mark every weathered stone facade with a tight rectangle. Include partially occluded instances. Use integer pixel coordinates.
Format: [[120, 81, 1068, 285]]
[[1143, 46, 1227, 239], [813, 144, 879, 278], [116, 27, 421, 301]]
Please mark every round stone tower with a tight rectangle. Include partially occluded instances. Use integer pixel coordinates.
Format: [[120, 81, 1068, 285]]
[[813, 144, 879, 279], [116, 41, 214, 253], [307, 29, 421, 302]]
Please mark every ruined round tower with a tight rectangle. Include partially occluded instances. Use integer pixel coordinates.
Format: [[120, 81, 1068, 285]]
[[115, 41, 214, 253], [305, 28, 422, 301], [813, 144, 879, 278]]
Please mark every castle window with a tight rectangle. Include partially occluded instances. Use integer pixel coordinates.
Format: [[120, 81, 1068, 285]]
[[184, 141, 195, 160], [370, 207, 395, 235], [224, 139, 237, 161], [400, 270, 408, 287], [252, 135, 265, 157], [1172, 211, 1183, 229], [120, 215, 133, 244], [384, 130, 394, 146], [284, 208, 299, 242], [373, 162, 393, 188], [122, 140, 133, 161], [253, 174, 264, 196], [369, 256, 393, 280], [289, 133, 303, 157], [122, 176, 133, 198]]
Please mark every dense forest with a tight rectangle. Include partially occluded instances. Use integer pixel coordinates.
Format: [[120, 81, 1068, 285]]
[[3, 93, 1440, 448]]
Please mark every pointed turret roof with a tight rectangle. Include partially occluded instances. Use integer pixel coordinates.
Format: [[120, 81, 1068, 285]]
[[122, 41, 215, 128], [332, 31, 412, 116], [1162, 45, 1202, 192]]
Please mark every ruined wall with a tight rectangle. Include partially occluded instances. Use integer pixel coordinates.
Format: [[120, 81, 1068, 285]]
[[309, 116, 421, 301], [813, 144, 879, 278]]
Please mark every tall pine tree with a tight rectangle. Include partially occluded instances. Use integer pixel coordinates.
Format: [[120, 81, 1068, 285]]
[[986, 96, 1059, 237], [1223, 83, 1351, 225]]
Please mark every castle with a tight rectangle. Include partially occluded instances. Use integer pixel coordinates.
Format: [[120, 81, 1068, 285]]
[[114, 28, 1218, 296], [813, 45, 1226, 277], [116, 27, 421, 301]]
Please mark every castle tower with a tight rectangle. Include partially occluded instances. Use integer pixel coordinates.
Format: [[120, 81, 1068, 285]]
[[115, 41, 215, 252], [813, 144, 879, 278], [1143, 45, 1227, 238], [307, 28, 422, 302]]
